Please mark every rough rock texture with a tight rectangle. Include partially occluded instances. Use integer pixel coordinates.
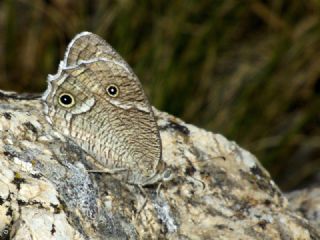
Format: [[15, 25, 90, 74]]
[[286, 187, 320, 230], [0, 90, 319, 240]]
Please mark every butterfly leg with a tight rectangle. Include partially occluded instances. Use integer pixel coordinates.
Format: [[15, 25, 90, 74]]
[[155, 182, 163, 198], [135, 185, 148, 214]]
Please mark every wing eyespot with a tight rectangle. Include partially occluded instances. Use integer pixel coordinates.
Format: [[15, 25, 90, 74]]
[[58, 93, 75, 108], [106, 84, 119, 97]]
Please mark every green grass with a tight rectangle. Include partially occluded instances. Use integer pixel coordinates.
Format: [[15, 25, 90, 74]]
[[0, 0, 320, 190]]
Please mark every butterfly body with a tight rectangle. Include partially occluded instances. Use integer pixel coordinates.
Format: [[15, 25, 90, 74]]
[[42, 32, 163, 185]]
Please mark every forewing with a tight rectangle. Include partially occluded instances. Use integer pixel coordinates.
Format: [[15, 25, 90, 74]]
[[64, 32, 129, 68]]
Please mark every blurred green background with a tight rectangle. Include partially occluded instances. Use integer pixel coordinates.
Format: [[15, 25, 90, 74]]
[[0, 0, 319, 191]]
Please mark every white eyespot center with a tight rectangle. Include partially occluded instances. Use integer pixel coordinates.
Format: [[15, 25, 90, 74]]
[[106, 84, 119, 97], [58, 93, 75, 108]]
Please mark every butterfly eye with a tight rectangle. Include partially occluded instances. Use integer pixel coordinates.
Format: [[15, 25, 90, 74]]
[[106, 84, 119, 97], [58, 93, 75, 108]]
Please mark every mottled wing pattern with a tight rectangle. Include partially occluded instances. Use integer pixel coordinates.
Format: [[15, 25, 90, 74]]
[[42, 32, 162, 184], [64, 31, 128, 68]]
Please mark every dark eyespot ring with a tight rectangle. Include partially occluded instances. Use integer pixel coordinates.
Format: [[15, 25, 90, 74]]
[[106, 85, 119, 97], [58, 93, 75, 108]]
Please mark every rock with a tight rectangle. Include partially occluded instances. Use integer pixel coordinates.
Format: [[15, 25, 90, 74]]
[[0, 90, 319, 239], [286, 187, 320, 230]]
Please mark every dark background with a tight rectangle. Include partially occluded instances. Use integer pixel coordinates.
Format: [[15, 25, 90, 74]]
[[1, 0, 319, 191]]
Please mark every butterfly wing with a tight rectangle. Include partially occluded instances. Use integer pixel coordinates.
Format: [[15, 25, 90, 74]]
[[64, 31, 129, 68], [43, 32, 161, 183]]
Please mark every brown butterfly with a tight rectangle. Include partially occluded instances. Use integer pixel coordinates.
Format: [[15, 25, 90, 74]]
[[42, 32, 170, 186]]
